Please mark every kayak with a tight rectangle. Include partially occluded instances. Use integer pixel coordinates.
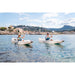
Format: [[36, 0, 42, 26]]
[[39, 38, 64, 44], [12, 38, 33, 45]]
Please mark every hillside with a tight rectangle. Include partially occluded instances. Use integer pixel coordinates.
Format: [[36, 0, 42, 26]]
[[13, 25, 75, 32], [13, 25, 51, 32]]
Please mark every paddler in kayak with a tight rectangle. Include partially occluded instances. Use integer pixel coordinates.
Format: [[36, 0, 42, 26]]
[[17, 34, 25, 41], [45, 32, 53, 41], [17, 29, 25, 41]]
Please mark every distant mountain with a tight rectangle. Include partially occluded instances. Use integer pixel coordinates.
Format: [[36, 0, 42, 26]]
[[48, 25, 75, 31], [60, 25, 74, 30]]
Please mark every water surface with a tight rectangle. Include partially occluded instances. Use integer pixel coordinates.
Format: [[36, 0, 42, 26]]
[[0, 35, 75, 62]]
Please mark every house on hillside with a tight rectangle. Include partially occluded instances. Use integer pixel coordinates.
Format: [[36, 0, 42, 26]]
[[8, 25, 14, 31]]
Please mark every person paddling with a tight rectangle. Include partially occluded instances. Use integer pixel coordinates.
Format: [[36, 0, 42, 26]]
[[45, 32, 53, 41], [17, 34, 25, 41]]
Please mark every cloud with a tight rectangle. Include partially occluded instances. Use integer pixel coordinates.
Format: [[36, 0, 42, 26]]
[[19, 13, 59, 27], [64, 12, 71, 15], [19, 15, 42, 23], [18, 13, 30, 16], [19, 13, 62, 28], [19, 13, 75, 28], [28, 19, 41, 23], [19, 17, 42, 23], [19, 13, 30, 21], [42, 13, 58, 20], [28, 23, 40, 27], [60, 18, 75, 26], [41, 18, 63, 28], [67, 18, 75, 26], [19, 17, 29, 20]]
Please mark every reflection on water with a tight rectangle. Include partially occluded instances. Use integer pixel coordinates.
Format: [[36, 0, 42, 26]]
[[44, 43, 64, 50], [18, 44, 32, 48], [0, 35, 75, 62]]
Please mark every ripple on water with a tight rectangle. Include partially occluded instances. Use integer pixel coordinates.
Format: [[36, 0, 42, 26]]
[[0, 35, 75, 62]]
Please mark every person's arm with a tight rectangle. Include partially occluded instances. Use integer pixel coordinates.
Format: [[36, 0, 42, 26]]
[[17, 37, 19, 41], [22, 32, 25, 39], [45, 36, 47, 39], [50, 35, 53, 38], [21, 35, 25, 39]]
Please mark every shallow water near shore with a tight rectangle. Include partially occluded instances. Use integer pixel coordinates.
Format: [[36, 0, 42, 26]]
[[0, 35, 75, 62]]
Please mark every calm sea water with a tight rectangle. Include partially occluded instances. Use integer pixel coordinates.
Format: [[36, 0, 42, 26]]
[[0, 35, 75, 62]]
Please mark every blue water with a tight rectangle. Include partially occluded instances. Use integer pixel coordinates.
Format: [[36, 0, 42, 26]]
[[0, 35, 75, 62]]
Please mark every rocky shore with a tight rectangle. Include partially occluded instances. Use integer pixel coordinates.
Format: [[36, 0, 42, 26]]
[[0, 31, 16, 35], [0, 26, 75, 35], [0, 30, 75, 35]]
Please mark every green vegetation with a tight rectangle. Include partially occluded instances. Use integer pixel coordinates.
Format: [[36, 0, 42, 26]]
[[0, 27, 7, 31]]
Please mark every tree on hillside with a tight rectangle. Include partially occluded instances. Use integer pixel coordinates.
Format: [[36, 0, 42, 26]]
[[0, 27, 7, 31]]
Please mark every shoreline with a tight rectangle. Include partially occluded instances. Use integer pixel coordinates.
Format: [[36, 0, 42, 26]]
[[0, 30, 75, 35], [0, 33, 75, 35]]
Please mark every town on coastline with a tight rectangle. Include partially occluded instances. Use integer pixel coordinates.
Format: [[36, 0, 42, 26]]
[[0, 25, 75, 35]]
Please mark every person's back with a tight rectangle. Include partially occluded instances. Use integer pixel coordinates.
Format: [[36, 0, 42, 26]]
[[45, 33, 50, 40], [17, 35, 22, 41], [45, 32, 53, 41]]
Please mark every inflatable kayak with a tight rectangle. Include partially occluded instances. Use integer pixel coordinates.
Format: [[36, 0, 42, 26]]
[[39, 38, 64, 44], [12, 38, 33, 45]]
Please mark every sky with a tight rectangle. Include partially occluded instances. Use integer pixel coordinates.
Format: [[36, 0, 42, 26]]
[[0, 13, 75, 28]]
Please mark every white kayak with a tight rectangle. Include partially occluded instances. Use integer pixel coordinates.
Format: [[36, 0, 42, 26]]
[[12, 38, 33, 45], [39, 38, 64, 44]]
